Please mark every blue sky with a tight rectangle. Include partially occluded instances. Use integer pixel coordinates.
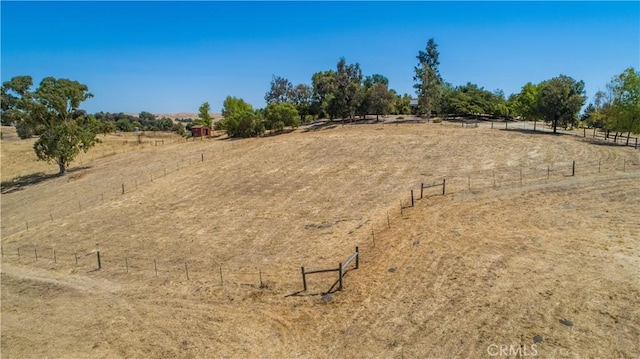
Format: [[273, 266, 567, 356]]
[[2, 1, 638, 115]]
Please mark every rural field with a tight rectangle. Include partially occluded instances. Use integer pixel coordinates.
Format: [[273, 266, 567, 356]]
[[1, 121, 639, 358]]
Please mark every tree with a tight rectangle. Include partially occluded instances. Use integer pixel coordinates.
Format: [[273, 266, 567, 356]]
[[536, 75, 587, 133], [292, 83, 313, 123], [414, 38, 443, 119], [198, 101, 213, 129], [264, 102, 300, 132], [606, 67, 640, 144], [265, 75, 294, 104], [511, 82, 540, 121], [334, 57, 363, 120], [368, 83, 394, 121], [2, 76, 98, 174], [311, 70, 338, 119], [219, 96, 263, 138], [363, 74, 389, 89]]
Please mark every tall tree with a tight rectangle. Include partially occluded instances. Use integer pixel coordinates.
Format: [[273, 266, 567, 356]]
[[1, 76, 97, 174], [511, 82, 540, 121], [265, 75, 294, 104], [198, 101, 213, 129], [292, 83, 313, 122], [311, 70, 337, 119], [367, 83, 394, 121], [334, 57, 363, 120], [536, 75, 587, 133], [606, 67, 640, 144], [414, 38, 443, 120]]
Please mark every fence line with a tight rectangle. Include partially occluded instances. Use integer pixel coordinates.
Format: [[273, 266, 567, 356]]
[[3, 155, 638, 295], [300, 247, 359, 293], [1, 138, 243, 236]]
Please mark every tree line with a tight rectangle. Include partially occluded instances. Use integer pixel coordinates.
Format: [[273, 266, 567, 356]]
[[1, 38, 638, 174], [211, 38, 638, 139]]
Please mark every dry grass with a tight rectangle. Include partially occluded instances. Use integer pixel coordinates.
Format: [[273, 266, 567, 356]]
[[1, 122, 639, 358]]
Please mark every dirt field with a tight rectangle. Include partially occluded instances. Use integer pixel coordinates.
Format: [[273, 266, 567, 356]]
[[1, 121, 639, 358]]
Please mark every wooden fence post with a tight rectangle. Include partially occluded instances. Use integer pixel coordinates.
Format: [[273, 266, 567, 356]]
[[34, 246, 38, 261], [387, 211, 390, 229], [338, 263, 343, 291], [53, 250, 57, 264], [259, 270, 263, 288], [572, 161, 576, 176], [411, 190, 414, 207], [202, 153, 204, 162], [420, 183, 424, 199], [122, 184, 125, 194], [442, 179, 446, 195], [355, 247, 359, 269], [520, 168, 523, 185], [372, 228, 375, 247], [301, 266, 307, 291], [96, 251, 101, 269]]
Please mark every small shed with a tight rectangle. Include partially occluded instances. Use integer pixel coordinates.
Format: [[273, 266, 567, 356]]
[[190, 125, 210, 137]]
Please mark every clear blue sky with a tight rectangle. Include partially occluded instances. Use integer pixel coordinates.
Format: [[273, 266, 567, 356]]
[[2, 1, 638, 115]]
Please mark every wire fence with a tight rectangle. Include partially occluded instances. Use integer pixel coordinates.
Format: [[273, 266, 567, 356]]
[[1, 137, 246, 236], [3, 153, 637, 293]]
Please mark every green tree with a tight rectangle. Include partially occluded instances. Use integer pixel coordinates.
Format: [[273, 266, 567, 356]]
[[264, 102, 300, 132], [173, 122, 186, 136], [536, 75, 587, 133], [414, 38, 443, 119], [511, 82, 540, 121], [368, 83, 394, 121], [2, 76, 98, 174], [334, 57, 363, 120], [219, 96, 264, 138], [606, 67, 640, 144], [311, 70, 338, 119], [265, 75, 294, 104], [1, 76, 35, 127], [198, 101, 213, 130], [292, 83, 313, 123], [363, 74, 389, 89]]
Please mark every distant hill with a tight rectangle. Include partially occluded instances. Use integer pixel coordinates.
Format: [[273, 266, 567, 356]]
[[123, 112, 222, 120]]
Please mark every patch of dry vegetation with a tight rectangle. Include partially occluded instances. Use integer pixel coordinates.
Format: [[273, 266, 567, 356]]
[[1, 122, 639, 358]]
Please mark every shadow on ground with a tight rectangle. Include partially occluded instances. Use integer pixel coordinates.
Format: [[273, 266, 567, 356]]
[[1, 166, 90, 194]]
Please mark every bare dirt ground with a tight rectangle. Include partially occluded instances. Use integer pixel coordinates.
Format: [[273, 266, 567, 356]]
[[1, 122, 639, 358]]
